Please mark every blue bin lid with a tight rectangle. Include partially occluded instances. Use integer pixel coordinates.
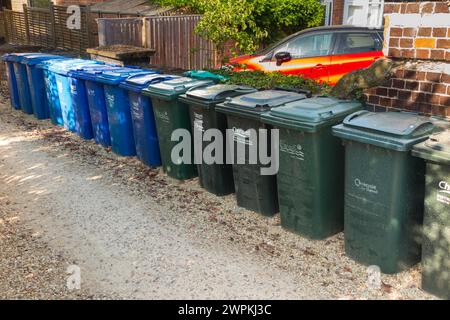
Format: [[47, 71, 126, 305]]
[[47, 59, 103, 75], [95, 68, 155, 85], [20, 54, 65, 66], [1, 52, 50, 63], [1, 53, 15, 62], [67, 64, 123, 80], [119, 73, 177, 92], [35, 57, 71, 70]]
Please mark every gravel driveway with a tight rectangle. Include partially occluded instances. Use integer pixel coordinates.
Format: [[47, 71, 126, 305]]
[[0, 97, 435, 300]]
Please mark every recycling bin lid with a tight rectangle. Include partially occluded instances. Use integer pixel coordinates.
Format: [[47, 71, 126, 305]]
[[1, 53, 14, 62], [412, 130, 450, 165], [67, 64, 123, 81], [119, 73, 176, 92], [3, 52, 48, 63], [215, 89, 306, 121], [261, 97, 362, 132], [20, 54, 64, 65], [47, 59, 102, 75], [35, 57, 71, 70], [142, 77, 214, 100], [95, 68, 154, 85], [180, 84, 257, 107], [332, 111, 436, 152]]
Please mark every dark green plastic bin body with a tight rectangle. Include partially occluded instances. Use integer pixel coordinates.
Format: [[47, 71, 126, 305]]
[[179, 84, 257, 196], [216, 90, 306, 216], [142, 77, 214, 180], [261, 97, 362, 239], [412, 130, 450, 299], [333, 111, 436, 274]]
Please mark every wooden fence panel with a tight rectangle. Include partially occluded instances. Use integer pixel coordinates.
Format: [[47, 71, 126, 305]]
[[97, 18, 144, 47], [2, 4, 97, 52], [3, 10, 28, 44], [143, 15, 219, 70], [27, 7, 53, 47]]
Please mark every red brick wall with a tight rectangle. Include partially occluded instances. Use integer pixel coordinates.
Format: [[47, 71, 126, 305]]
[[364, 1, 450, 119], [365, 68, 450, 117], [332, 0, 344, 25]]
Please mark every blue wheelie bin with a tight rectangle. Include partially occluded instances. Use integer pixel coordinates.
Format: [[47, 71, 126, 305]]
[[21, 54, 64, 119], [36, 58, 69, 126], [47, 59, 102, 132], [11, 53, 42, 114], [1, 54, 21, 110], [67, 64, 122, 140], [94, 68, 155, 153], [119, 73, 178, 166]]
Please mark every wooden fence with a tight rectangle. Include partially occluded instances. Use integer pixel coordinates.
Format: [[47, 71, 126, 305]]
[[97, 15, 221, 70], [1, 4, 95, 52]]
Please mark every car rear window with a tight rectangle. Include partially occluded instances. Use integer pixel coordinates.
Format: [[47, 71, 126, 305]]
[[335, 33, 381, 55]]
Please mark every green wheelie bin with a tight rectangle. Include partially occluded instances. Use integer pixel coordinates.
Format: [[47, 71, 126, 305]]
[[412, 130, 450, 299], [142, 77, 214, 180], [216, 90, 307, 216], [179, 84, 257, 196], [261, 97, 362, 239], [332, 111, 436, 274]]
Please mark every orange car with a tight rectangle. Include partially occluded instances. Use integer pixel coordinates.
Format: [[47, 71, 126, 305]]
[[229, 25, 385, 85]]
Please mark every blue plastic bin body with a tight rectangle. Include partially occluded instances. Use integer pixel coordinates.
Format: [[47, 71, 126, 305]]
[[1, 54, 21, 110], [95, 68, 154, 155], [67, 65, 121, 140], [12, 55, 34, 114], [47, 59, 101, 132], [85, 80, 111, 147], [119, 73, 177, 166], [22, 54, 64, 119]]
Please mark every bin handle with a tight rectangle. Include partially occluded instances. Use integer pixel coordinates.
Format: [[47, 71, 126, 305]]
[[343, 110, 369, 124], [318, 111, 334, 118], [185, 83, 210, 93], [235, 86, 257, 94], [273, 86, 312, 98]]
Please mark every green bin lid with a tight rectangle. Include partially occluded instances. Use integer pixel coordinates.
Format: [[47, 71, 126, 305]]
[[142, 77, 214, 100], [332, 111, 436, 151], [412, 130, 450, 165], [215, 90, 306, 121], [261, 97, 362, 132], [179, 84, 257, 108]]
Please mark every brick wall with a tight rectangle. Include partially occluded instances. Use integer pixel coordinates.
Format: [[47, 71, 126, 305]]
[[365, 1, 450, 119], [365, 64, 450, 117], [332, 0, 344, 25]]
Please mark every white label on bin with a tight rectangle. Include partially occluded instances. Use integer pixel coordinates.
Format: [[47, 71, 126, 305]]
[[193, 112, 204, 133], [70, 84, 77, 93], [280, 141, 304, 161], [354, 178, 379, 194], [232, 127, 254, 146], [155, 109, 170, 123], [437, 180, 450, 205]]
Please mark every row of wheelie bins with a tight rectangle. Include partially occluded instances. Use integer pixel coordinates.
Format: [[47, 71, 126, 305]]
[[2, 53, 449, 299]]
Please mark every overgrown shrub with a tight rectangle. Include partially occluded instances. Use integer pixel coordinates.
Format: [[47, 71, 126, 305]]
[[208, 69, 330, 95]]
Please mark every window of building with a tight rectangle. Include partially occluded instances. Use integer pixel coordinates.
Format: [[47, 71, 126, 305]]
[[343, 0, 384, 28]]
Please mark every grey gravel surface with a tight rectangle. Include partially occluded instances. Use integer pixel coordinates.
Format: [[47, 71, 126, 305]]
[[0, 96, 436, 300]]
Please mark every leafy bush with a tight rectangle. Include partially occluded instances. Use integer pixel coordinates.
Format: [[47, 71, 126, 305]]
[[207, 69, 330, 95], [154, 0, 324, 54]]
